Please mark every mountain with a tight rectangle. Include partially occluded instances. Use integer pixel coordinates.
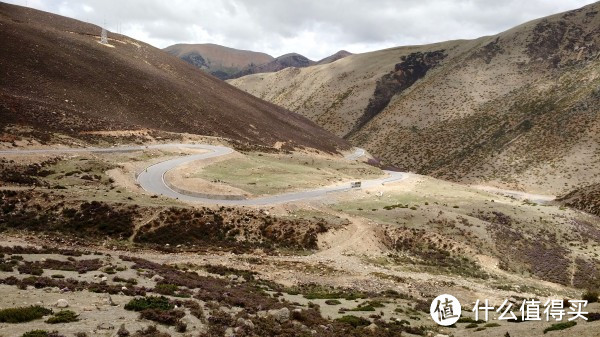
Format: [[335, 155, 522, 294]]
[[316, 50, 352, 65], [230, 2, 600, 195], [230, 53, 315, 79], [163, 43, 274, 80], [0, 3, 349, 152]]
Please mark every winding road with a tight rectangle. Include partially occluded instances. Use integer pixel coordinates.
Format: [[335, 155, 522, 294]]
[[0, 144, 405, 205]]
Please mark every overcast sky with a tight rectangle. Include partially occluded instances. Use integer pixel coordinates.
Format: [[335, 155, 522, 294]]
[[6, 0, 597, 60]]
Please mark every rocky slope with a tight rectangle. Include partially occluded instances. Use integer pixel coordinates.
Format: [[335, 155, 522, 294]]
[[559, 184, 600, 217], [0, 3, 349, 152], [163, 43, 274, 80], [230, 2, 600, 194]]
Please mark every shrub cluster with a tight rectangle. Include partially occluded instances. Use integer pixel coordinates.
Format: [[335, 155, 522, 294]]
[[0, 305, 52, 323]]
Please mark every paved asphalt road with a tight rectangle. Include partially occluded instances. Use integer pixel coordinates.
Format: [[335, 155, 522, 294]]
[[0, 144, 405, 205]]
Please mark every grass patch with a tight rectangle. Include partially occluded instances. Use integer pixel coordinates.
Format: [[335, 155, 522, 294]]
[[349, 300, 385, 312], [335, 315, 371, 327], [197, 152, 381, 195], [0, 305, 52, 323], [124, 296, 173, 312], [21, 331, 51, 337], [458, 317, 485, 324], [543, 321, 577, 334], [46, 310, 79, 324]]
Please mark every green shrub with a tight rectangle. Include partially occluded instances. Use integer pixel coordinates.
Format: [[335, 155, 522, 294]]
[[0, 262, 14, 272], [458, 317, 485, 323], [325, 299, 341, 305], [582, 290, 598, 303], [46, 310, 79, 324], [466, 323, 478, 328], [125, 296, 173, 312], [21, 331, 49, 337], [140, 308, 185, 325], [349, 300, 384, 311], [485, 322, 501, 327], [0, 305, 52, 323], [335, 315, 370, 327], [155, 284, 179, 296], [17, 263, 43, 276], [543, 321, 577, 334], [51, 274, 65, 279], [588, 312, 600, 321]]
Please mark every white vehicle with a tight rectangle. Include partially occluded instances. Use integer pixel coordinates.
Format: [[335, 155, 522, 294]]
[[351, 181, 362, 188]]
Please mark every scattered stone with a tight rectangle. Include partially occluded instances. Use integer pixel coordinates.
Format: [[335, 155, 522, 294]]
[[237, 317, 255, 329], [224, 327, 235, 337], [97, 322, 115, 330], [55, 298, 69, 308], [268, 307, 290, 323]]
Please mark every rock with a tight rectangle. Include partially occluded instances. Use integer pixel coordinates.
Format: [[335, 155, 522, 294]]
[[97, 322, 114, 330], [151, 274, 163, 282], [101, 276, 108, 282], [237, 317, 255, 329], [224, 327, 235, 337], [121, 286, 128, 291], [366, 323, 378, 332], [55, 299, 69, 308], [268, 307, 290, 323]]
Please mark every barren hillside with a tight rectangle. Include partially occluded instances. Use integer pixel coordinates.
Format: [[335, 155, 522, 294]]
[[0, 3, 349, 152], [230, 2, 600, 194]]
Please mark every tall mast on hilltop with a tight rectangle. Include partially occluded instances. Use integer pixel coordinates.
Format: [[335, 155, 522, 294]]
[[100, 19, 108, 44]]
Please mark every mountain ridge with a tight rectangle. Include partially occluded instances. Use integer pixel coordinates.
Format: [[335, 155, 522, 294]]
[[163, 43, 274, 80], [0, 3, 349, 153]]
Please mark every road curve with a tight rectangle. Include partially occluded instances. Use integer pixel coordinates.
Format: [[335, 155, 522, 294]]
[[0, 144, 405, 206]]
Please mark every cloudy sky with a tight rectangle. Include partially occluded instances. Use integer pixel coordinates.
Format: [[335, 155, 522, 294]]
[[5, 0, 597, 60]]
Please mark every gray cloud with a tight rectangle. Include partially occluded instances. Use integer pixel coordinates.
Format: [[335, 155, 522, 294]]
[[7, 0, 597, 60]]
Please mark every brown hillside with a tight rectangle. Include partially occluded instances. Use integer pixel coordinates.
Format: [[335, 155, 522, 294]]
[[163, 43, 274, 80], [230, 2, 600, 194], [558, 184, 600, 217], [0, 3, 349, 152], [316, 50, 352, 65]]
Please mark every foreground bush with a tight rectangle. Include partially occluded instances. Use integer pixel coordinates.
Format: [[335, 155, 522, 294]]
[[543, 321, 577, 334], [21, 331, 64, 337], [140, 309, 185, 326], [0, 305, 52, 323], [582, 290, 599, 303], [125, 296, 173, 312], [46, 310, 79, 324], [335, 315, 371, 327]]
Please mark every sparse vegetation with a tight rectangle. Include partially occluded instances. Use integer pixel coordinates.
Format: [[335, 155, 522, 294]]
[[46, 310, 79, 324], [543, 321, 577, 334], [0, 305, 52, 323]]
